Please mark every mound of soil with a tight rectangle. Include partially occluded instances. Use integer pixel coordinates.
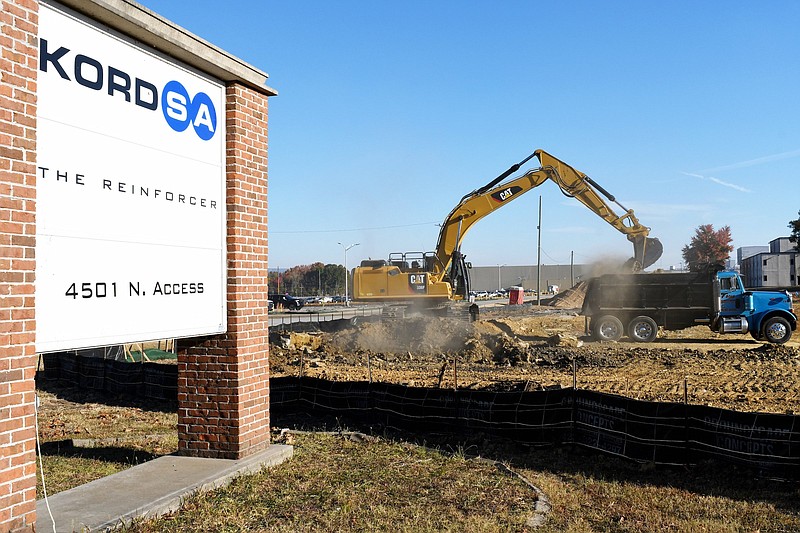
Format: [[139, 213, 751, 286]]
[[546, 281, 587, 308]]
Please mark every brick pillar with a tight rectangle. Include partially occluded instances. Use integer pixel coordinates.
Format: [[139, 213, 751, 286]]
[[177, 83, 270, 459], [0, 0, 38, 530]]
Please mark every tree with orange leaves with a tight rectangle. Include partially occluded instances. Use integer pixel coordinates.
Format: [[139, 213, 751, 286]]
[[681, 224, 733, 271]]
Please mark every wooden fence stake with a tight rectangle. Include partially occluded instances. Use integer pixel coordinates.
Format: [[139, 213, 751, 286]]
[[684, 376, 688, 404], [572, 358, 577, 389]]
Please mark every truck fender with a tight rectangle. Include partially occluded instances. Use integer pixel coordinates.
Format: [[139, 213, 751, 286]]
[[753, 310, 796, 344], [755, 310, 798, 334]]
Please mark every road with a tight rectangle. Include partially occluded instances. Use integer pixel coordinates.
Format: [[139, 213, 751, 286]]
[[268, 305, 383, 327]]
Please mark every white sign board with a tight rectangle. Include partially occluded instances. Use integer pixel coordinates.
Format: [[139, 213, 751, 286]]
[[36, 2, 226, 352]]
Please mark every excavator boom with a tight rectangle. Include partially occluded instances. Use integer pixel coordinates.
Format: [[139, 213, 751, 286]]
[[433, 149, 662, 275]]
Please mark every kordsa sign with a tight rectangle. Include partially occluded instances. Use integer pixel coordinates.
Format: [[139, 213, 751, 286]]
[[36, 2, 226, 352]]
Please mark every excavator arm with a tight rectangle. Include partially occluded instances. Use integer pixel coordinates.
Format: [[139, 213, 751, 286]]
[[433, 149, 662, 280]]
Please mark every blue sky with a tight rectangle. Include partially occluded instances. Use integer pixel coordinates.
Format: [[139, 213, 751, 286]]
[[141, 1, 800, 270]]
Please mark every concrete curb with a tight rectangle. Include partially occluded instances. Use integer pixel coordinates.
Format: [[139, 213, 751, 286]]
[[37, 444, 293, 532]]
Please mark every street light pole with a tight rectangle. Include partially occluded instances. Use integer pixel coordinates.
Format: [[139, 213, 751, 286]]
[[497, 264, 506, 291], [338, 242, 360, 306]]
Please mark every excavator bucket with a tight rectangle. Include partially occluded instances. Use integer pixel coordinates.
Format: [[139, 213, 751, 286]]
[[628, 236, 663, 271]]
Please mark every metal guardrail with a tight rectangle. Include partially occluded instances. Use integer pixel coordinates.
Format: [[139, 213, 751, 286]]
[[268, 306, 384, 328]]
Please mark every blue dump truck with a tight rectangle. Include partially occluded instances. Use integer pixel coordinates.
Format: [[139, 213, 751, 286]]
[[582, 268, 797, 344]]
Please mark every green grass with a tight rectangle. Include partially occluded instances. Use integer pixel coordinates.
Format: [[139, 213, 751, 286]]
[[517, 447, 800, 532], [125, 432, 537, 532]]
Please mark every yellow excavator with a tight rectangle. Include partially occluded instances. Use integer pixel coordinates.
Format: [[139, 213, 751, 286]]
[[352, 149, 663, 319]]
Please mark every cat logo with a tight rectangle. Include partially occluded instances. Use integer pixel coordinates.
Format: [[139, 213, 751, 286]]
[[408, 274, 427, 294], [491, 185, 522, 203]]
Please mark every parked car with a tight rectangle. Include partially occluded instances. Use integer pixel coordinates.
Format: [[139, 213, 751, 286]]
[[268, 300, 275, 312], [268, 294, 304, 310]]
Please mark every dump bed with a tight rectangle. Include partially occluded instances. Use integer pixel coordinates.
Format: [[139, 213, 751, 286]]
[[582, 271, 714, 329]]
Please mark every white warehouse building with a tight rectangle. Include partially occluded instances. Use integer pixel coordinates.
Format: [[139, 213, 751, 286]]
[[740, 237, 799, 289]]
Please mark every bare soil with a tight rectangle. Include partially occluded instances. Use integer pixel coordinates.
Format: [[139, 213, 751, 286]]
[[270, 305, 800, 414]]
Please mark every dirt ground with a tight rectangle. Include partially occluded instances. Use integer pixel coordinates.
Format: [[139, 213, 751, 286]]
[[270, 304, 800, 415]]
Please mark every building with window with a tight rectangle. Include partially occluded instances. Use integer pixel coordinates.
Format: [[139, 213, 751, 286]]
[[740, 237, 799, 289]]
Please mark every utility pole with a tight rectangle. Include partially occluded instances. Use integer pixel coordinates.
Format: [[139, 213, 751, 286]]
[[570, 251, 574, 287], [536, 195, 542, 306]]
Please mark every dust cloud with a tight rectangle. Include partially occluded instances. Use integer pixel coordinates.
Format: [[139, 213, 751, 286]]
[[585, 255, 633, 277], [331, 317, 473, 355]]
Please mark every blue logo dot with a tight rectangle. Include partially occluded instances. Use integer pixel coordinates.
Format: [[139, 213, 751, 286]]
[[162, 80, 191, 132], [190, 92, 217, 141]]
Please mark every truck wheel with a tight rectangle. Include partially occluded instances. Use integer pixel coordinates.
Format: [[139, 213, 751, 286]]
[[627, 316, 658, 342], [592, 315, 623, 342], [762, 316, 792, 344]]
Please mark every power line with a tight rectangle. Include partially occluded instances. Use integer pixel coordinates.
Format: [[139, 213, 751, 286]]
[[541, 248, 569, 264], [270, 221, 439, 234]]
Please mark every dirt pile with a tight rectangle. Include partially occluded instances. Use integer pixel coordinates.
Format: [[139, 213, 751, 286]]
[[546, 281, 586, 308], [330, 317, 474, 355]]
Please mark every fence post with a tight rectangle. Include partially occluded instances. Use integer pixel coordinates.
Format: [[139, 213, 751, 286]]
[[684, 376, 688, 404], [572, 357, 577, 389], [683, 375, 690, 468], [453, 356, 458, 390], [571, 370, 578, 446], [437, 361, 447, 388], [299, 349, 304, 379]]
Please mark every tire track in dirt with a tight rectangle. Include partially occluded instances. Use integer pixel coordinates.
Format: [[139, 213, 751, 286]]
[[270, 311, 800, 414]]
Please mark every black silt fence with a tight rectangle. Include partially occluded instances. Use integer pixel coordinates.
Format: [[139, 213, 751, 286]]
[[272, 376, 800, 479], [38, 357, 800, 478], [42, 352, 176, 401], [570, 391, 688, 466], [688, 405, 800, 478], [104, 359, 144, 396]]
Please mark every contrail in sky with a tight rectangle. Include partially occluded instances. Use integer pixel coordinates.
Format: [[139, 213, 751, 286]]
[[680, 148, 800, 193], [681, 172, 752, 193], [696, 148, 800, 173]]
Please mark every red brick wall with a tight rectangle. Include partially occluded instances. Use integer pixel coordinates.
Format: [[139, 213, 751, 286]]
[[0, 0, 38, 530], [177, 83, 270, 459], [1, 0, 273, 528]]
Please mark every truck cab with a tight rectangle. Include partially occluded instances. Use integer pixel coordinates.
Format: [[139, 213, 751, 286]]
[[716, 271, 797, 344]]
